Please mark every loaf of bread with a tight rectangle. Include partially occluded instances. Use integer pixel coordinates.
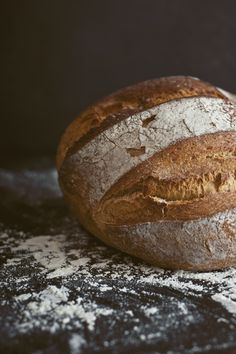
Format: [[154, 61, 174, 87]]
[[57, 76, 236, 271]]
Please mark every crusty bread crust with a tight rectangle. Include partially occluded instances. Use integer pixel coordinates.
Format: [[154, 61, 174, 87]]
[[57, 76, 236, 271], [97, 132, 236, 223], [60, 97, 235, 206], [56, 76, 224, 169], [101, 207, 236, 271]]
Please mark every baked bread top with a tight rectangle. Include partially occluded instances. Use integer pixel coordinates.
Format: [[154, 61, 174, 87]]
[[57, 76, 225, 169], [57, 76, 236, 225]]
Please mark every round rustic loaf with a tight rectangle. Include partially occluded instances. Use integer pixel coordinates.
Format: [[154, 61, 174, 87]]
[[57, 76, 236, 271]]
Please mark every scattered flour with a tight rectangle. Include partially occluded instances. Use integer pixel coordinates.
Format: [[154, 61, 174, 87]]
[[69, 333, 86, 354], [1, 166, 236, 353], [144, 307, 158, 316], [212, 294, 236, 315], [2, 229, 236, 334], [14, 282, 113, 333]]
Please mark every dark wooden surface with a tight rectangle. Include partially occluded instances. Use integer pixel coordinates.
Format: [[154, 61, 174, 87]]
[[0, 158, 236, 354]]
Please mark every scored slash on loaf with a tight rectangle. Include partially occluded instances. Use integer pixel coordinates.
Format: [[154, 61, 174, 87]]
[[64, 97, 235, 204], [57, 76, 236, 271]]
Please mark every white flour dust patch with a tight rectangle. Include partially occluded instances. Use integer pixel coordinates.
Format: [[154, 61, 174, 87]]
[[2, 228, 236, 337]]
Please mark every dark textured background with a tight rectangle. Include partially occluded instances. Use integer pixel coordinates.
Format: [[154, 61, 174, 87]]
[[1, 0, 236, 158]]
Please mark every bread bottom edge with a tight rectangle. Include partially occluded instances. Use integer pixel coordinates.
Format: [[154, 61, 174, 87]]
[[90, 207, 236, 272]]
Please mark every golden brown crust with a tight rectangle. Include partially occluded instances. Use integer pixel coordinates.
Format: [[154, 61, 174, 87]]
[[58, 188, 236, 271], [98, 216, 236, 271], [56, 76, 236, 271], [56, 76, 224, 169], [58, 184, 236, 271], [97, 132, 236, 223]]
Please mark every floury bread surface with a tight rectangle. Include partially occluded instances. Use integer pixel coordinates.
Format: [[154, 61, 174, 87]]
[[57, 76, 236, 270]]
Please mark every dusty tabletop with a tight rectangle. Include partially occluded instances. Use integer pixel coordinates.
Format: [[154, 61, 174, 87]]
[[0, 158, 236, 354]]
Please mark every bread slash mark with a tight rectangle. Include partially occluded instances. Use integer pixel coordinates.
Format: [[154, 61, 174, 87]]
[[126, 146, 146, 157], [142, 115, 156, 127]]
